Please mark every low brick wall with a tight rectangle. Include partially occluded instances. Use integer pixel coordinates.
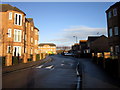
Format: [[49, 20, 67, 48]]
[[2, 57, 53, 74]]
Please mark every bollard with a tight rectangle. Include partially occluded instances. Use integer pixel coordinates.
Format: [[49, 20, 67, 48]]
[[23, 53, 28, 63], [40, 53, 42, 60], [5, 53, 12, 66], [33, 53, 36, 61]]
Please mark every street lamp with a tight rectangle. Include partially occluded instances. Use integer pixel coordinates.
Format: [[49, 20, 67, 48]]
[[73, 36, 78, 43]]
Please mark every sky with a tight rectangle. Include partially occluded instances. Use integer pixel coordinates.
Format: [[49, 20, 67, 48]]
[[2, 2, 115, 46]]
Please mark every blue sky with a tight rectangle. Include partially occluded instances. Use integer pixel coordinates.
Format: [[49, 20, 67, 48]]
[[3, 2, 115, 46]]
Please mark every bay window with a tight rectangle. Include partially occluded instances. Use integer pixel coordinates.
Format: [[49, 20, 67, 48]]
[[14, 13, 22, 26]]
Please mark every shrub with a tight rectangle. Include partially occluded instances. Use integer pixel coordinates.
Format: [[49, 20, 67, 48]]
[[12, 56, 19, 65], [1, 57, 6, 66]]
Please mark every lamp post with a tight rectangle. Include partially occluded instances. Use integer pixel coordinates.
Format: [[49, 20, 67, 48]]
[[73, 36, 78, 43]]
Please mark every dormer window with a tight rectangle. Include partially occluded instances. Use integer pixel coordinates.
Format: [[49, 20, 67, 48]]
[[14, 13, 22, 26]]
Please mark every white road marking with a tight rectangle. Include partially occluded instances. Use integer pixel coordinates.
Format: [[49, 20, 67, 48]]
[[77, 77, 81, 90], [61, 64, 64, 66], [51, 68, 54, 70], [45, 65, 54, 69], [36, 65, 43, 68]]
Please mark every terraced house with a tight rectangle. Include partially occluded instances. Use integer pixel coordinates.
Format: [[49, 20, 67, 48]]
[[106, 2, 120, 77], [0, 4, 39, 66]]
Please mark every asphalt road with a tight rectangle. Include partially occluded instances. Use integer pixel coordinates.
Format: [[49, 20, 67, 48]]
[[3, 55, 79, 89]]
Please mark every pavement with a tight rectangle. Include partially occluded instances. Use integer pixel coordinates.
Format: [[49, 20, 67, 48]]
[[77, 58, 120, 89], [2, 56, 53, 74]]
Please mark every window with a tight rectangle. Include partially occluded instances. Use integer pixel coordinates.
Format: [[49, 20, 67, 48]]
[[113, 8, 117, 16], [31, 27, 33, 31], [110, 46, 113, 52], [14, 29, 22, 42], [35, 30, 38, 35], [108, 11, 112, 18], [8, 28, 12, 37], [35, 49, 38, 54], [25, 47, 27, 53], [9, 12, 12, 20], [35, 40, 37, 45], [114, 27, 119, 35], [31, 38, 33, 43], [109, 28, 112, 37], [13, 46, 21, 56], [25, 34, 27, 41], [7, 46, 11, 53], [14, 13, 22, 26], [115, 45, 120, 54]]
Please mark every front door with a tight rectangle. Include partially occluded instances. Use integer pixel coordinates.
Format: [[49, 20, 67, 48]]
[[13, 46, 21, 56]]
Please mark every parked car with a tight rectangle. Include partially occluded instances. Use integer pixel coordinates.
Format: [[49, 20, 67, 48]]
[[64, 53, 74, 56]]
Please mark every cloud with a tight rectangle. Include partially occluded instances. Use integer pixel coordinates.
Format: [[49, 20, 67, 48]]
[[63, 25, 107, 39], [64, 25, 106, 32], [48, 25, 107, 46]]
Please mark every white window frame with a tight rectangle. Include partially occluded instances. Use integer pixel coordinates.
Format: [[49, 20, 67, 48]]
[[8, 28, 12, 37], [9, 12, 12, 20], [31, 38, 33, 43], [31, 27, 33, 31], [35, 40, 37, 45], [114, 27, 119, 35], [113, 8, 117, 16], [109, 28, 112, 37], [14, 13, 22, 26], [14, 29, 22, 42], [13, 46, 21, 56]]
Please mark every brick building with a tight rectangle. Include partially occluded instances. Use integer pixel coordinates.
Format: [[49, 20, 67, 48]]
[[87, 36, 100, 54], [79, 40, 87, 54], [90, 35, 109, 54], [106, 2, 120, 77], [38, 43, 56, 55], [0, 4, 39, 66]]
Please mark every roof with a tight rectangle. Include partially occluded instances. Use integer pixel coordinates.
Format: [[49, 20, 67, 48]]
[[106, 2, 120, 13], [80, 40, 87, 43], [39, 43, 56, 46], [88, 36, 100, 42], [92, 35, 107, 43], [34, 26, 39, 31], [26, 18, 33, 22], [74, 43, 79, 45], [0, 4, 25, 15]]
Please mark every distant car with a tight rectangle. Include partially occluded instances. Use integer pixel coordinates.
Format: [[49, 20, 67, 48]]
[[64, 53, 74, 56]]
